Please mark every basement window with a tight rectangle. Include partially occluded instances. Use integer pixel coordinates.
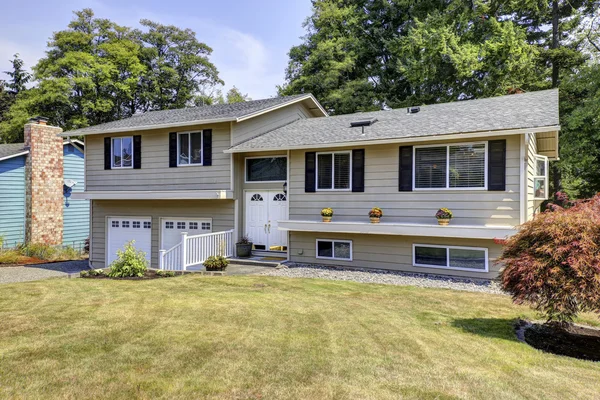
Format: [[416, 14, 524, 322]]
[[413, 244, 488, 272], [316, 239, 352, 261]]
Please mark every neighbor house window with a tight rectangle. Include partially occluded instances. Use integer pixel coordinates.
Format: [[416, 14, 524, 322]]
[[112, 137, 133, 168], [533, 155, 549, 200], [246, 157, 287, 182], [316, 239, 352, 261], [178, 132, 203, 165], [317, 152, 351, 190], [413, 244, 488, 272], [414, 143, 487, 190]]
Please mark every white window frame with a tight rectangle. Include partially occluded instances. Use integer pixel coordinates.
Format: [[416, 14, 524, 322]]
[[315, 151, 352, 191], [177, 131, 203, 167], [111, 137, 134, 169], [533, 154, 549, 200], [315, 239, 353, 261], [245, 156, 288, 183], [412, 244, 489, 273], [413, 141, 488, 191]]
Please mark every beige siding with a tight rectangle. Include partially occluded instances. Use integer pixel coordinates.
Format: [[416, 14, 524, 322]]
[[288, 135, 521, 227], [231, 103, 311, 146], [91, 199, 234, 268], [290, 231, 503, 279], [85, 123, 232, 191]]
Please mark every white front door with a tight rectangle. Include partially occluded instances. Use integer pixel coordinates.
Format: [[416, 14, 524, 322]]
[[107, 217, 152, 266], [160, 218, 212, 250], [245, 191, 288, 251]]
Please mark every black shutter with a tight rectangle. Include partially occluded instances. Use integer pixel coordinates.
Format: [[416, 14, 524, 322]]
[[169, 132, 177, 168], [104, 137, 111, 170], [133, 135, 141, 169], [203, 129, 212, 166], [399, 146, 413, 191], [352, 149, 365, 192], [305, 152, 316, 192], [488, 139, 506, 191]]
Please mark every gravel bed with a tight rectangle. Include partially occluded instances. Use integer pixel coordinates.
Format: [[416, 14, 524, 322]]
[[0, 260, 89, 284], [262, 263, 506, 294]]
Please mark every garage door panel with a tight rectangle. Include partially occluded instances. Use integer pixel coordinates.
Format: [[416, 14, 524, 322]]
[[107, 217, 152, 266], [161, 218, 212, 251]]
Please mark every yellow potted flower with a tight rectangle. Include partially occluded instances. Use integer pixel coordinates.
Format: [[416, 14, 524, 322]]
[[321, 207, 334, 222], [436, 208, 453, 226], [368, 207, 383, 223]]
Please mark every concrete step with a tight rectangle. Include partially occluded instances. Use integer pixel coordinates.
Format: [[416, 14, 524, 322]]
[[228, 257, 286, 267]]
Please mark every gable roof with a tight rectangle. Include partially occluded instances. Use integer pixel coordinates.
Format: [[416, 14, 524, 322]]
[[0, 140, 85, 162], [62, 94, 327, 136], [226, 89, 560, 153]]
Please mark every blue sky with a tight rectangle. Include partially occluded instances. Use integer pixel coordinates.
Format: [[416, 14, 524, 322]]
[[0, 0, 313, 99]]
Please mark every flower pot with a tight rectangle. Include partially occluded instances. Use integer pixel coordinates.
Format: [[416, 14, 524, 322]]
[[437, 218, 450, 226], [370, 217, 380, 224], [236, 243, 253, 258], [322, 216, 332, 223]]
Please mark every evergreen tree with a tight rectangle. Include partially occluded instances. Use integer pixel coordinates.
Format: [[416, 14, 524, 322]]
[[4, 54, 31, 95], [225, 86, 250, 103]]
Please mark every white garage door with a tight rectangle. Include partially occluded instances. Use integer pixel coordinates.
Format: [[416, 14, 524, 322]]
[[160, 218, 212, 251], [107, 217, 152, 266]]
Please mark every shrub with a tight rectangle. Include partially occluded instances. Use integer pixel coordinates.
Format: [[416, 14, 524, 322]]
[[58, 246, 82, 261], [0, 250, 20, 264], [156, 270, 175, 278], [107, 241, 148, 278], [204, 255, 229, 271], [498, 194, 600, 324], [321, 207, 334, 217], [20, 243, 57, 260]]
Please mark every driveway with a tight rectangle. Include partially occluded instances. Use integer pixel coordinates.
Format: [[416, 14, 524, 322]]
[[0, 260, 89, 284]]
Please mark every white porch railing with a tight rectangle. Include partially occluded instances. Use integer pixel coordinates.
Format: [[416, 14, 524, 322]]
[[159, 230, 234, 271]]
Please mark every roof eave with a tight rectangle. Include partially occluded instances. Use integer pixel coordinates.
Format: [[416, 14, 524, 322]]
[[235, 94, 328, 122], [0, 150, 29, 162], [224, 125, 561, 153]]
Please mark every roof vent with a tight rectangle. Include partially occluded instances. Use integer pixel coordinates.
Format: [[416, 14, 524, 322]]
[[406, 107, 420, 114], [350, 118, 377, 128]]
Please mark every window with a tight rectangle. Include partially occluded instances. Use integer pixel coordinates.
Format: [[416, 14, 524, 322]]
[[189, 222, 198, 230], [273, 193, 286, 202], [112, 137, 133, 168], [201, 222, 211, 230], [250, 194, 263, 201], [246, 157, 287, 182], [414, 143, 487, 190], [316, 239, 352, 261], [144, 221, 152, 229], [534, 155, 549, 200], [317, 152, 351, 190], [178, 132, 203, 166], [132, 221, 141, 228], [177, 222, 186, 230], [111, 220, 119, 228], [165, 222, 174, 229], [413, 244, 488, 272], [122, 221, 130, 228]]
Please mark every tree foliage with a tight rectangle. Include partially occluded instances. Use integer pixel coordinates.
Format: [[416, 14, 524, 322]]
[[4, 54, 31, 95], [0, 9, 223, 143], [225, 86, 250, 104], [499, 194, 600, 324]]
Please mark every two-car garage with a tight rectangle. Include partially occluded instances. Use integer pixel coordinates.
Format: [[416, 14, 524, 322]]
[[106, 216, 212, 267]]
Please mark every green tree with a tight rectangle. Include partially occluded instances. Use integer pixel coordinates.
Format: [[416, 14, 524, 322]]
[[225, 86, 250, 104], [4, 54, 31, 95]]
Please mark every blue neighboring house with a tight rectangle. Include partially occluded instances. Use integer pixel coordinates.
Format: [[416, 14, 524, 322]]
[[0, 141, 89, 249]]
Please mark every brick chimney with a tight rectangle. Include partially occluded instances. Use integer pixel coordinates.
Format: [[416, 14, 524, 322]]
[[24, 117, 64, 245]]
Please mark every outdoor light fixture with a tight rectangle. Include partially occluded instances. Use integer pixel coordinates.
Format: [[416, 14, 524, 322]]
[[283, 182, 287, 194]]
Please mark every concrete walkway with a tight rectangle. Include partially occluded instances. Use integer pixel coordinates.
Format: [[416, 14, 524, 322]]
[[0, 260, 89, 284]]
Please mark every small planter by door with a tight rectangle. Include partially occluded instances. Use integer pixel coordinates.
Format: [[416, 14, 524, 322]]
[[236, 243, 253, 258], [370, 217, 380, 224], [322, 216, 332, 223], [437, 219, 450, 226]]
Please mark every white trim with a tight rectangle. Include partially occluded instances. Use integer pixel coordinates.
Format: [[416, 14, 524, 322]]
[[158, 217, 213, 251], [412, 243, 489, 273], [59, 95, 328, 137], [0, 150, 29, 162], [286, 149, 291, 261], [278, 220, 517, 240], [176, 131, 204, 166], [315, 151, 352, 191], [316, 239, 353, 261], [520, 134, 527, 224], [111, 136, 134, 169], [225, 126, 561, 153], [72, 190, 233, 200], [244, 155, 288, 183], [412, 141, 487, 191]]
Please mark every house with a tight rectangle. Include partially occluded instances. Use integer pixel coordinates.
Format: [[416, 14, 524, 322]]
[[62, 90, 559, 278], [0, 117, 89, 249]]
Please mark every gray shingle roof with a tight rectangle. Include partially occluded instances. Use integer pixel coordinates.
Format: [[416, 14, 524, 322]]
[[0, 143, 27, 160], [65, 94, 319, 135], [228, 89, 559, 152]]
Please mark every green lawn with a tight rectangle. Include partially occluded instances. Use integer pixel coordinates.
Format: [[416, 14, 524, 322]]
[[1, 275, 599, 399]]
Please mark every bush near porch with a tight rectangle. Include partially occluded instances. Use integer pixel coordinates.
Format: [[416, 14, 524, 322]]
[[0, 275, 599, 399]]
